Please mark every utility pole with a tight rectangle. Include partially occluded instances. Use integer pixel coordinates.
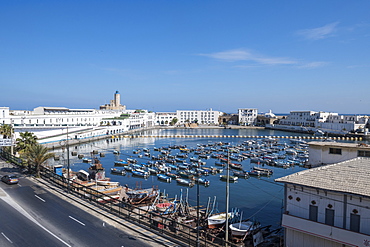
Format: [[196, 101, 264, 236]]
[[67, 127, 70, 193]]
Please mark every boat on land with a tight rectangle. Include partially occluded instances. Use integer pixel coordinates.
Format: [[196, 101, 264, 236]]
[[156, 202, 174, 212], [207, 212, 235, 229], [124, 187, 158, 205], [110, 168, 126, 175], [96, 179, 120, 186], [229, 220, 261, 237]]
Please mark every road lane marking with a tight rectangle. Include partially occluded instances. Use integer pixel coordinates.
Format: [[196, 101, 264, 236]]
[[35, 195, 46, 202], [1, 232, 13, 243], [69, 216, 86, 226]]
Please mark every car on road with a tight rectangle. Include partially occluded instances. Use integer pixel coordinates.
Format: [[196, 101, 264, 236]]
[[1, 174, 19, 184]]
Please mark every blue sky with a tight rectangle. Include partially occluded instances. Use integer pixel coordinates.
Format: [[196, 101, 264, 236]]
[[1, 1, 370, 114]]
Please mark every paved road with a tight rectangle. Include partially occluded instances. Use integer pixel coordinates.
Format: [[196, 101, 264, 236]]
[[0, 159, 173, 247]]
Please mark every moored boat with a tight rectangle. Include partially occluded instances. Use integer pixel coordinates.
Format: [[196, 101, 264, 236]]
[[110, 168, 126, 175], [219, 175, 238, 182], [157, 174, 171, 182], [176, 178, 194, 187]]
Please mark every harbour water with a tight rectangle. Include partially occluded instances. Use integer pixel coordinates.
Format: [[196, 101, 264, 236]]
[[48, 128, 353, 230]]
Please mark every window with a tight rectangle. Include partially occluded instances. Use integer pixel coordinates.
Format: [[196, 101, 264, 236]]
[[358, 150, 370, 157], [309, 205, 318, 222], [329, 148, 342, 155], [325, 208, 335, 226], [350, 213, 360, 232]]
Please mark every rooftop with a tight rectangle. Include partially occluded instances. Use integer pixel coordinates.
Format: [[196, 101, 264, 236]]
[[308, 141, 370, 149], [275, 157, 370, 197]]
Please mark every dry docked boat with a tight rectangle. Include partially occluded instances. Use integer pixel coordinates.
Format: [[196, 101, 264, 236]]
[[229, 221, 261, 237], [207, 212, 235, 229], [155, 202, 174, 212], [125, 187, 158, 204], [96, 179, 120, 186]]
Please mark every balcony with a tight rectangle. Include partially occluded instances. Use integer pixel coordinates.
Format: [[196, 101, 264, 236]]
[[282, 213, 370, 246]]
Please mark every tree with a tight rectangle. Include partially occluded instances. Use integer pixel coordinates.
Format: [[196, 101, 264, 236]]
[[25, 144, 54, 177], [170, 118, 178, 126], [0, 124, 13, 139], [15, 131, 38, 154]]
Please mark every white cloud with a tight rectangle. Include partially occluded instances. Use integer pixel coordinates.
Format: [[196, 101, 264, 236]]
[[297, 22, 339, 40], [298, 61, 328, 69], [199, 49, 296, 65]]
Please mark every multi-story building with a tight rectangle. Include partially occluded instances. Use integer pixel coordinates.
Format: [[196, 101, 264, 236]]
[[176, 109, 223, 125], [238, 108, 258, 126], [308, 141, 370, 167], [0, 107, 10, 125], [276, 157, 370, 247], [155, 112, 177, 126], [269, 111, 369, 135]]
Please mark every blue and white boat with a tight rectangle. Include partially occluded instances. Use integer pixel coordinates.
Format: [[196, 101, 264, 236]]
[[157, 174, 171, 183]]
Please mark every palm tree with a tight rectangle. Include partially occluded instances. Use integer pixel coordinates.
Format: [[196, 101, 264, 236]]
[[26, 144, 54, 177], [0, 124, 13, 138], [16, 131, 38, 154]]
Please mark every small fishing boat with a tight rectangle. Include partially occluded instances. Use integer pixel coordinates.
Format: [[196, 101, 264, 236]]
[[166, 172, 179, 179], [156, 202, 174, 212], [197, 177, 210, 186], [114, 160, 128, 166], [233, 170, 250, 178], [253, 166, 273, 175], [176, 178, 194, 187], [229, 221, 261, 237], [219, 175, 238, 182], [113, 150, 120, 155], [157, 174, 171, 182], [82, 158, 92, 163], [132, 170, 149, 178], [110, 168, 126, 175], [229, 162, 243, 170], [247, 170, 261, 177], [96, 179, 120, 186], [207, 212, 235, 229]]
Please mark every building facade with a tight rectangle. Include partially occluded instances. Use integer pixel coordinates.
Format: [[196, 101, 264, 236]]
[[276, 158, 370, 247], [238, 108, 258, 126], [176, 109, 223, 125], [308, 141, 370, 167]]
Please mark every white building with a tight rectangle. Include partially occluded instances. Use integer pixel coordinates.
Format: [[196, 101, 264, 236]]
[[176, 109, 223, 125], [0, 107, 10, 125], [276, 158, 370, 247], [279, 111, 335, 127], [238, 108, 258, 126], [317, 115, 369, 133], [0, 106, 155, 142], [155, 112, 177, 126], [270, 111, 369, 135], [308, 141, 370, 167]]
